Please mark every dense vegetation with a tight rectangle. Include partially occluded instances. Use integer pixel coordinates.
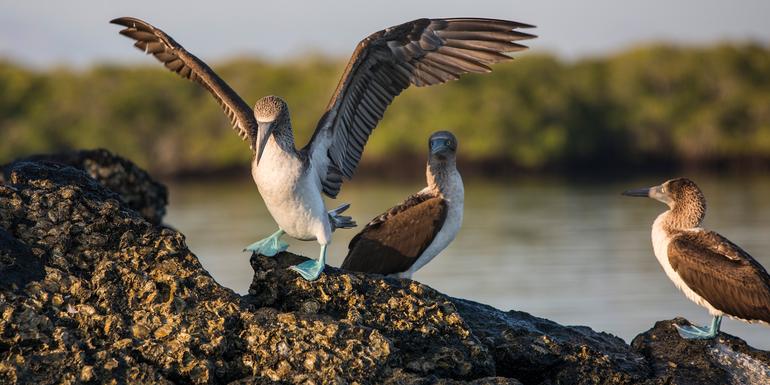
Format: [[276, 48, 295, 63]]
[[1, 43, 769, 176]]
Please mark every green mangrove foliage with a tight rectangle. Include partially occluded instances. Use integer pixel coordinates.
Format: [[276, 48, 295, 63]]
[[1, 43, 769, 174]]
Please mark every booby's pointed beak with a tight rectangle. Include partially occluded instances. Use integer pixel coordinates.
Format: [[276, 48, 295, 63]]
[[621, 187, 651, 197], [623, 184, 671, 205], [256, 121, 274, 165]]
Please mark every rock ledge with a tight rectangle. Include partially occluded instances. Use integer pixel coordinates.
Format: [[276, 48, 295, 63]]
[[1, 150, 768, 385]]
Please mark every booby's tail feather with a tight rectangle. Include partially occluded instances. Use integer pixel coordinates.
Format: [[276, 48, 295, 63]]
[[329, 203, 357, 231]]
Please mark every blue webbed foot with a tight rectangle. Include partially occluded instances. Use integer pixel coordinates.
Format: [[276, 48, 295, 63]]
[[674, 315, 721, 340], [674, 324, 715, 339], [289, 259, 325, 281], [243, 229, 288, 256], [288, 244, 328, 281]]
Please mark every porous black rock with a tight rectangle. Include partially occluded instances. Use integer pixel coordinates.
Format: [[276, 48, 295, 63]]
[[1, 149, 168, 224], [0, 158, 390, 384], [246, 254, 497, 380], [631, 318, 770, 385], [0, 228, 44, 292], [245, 254, 652, 384], [451, 299, 650, 384], [1, 151, 769, 385]]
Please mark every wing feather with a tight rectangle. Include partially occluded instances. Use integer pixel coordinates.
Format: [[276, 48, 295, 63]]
[[341, 194, 448, 275], [305, 17, 535, 198], [111, 17, 258, 149], [668, 230, 770, 322]]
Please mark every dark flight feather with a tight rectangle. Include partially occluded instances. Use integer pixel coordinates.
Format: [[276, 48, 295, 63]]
[[342, 193, 448, 275], [668, 230, 770, 323], [110, 17, 258, 150], [305, 18, 535, 198]]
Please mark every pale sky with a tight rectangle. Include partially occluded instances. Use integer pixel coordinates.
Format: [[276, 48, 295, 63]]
[[1, 0, 769, 67]]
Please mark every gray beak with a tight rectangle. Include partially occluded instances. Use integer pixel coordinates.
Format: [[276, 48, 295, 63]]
[[431, 145, 450, 156], [621, 187, 651, 198], [430, 139, 452, 156], [623, 184, 671, 205], [256, 122, 274, 165]]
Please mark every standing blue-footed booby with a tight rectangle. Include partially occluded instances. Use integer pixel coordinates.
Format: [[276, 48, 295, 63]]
[[111, 17, 534, 281], [342, 131, 462, 279], [623, 178, 770, 339]]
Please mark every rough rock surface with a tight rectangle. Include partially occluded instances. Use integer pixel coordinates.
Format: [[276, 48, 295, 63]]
[[0, 151, 769, 385], [246, 255, 650, 384], [1, 149, 168, 224], [451, 300, 649, 384], [632, 318, 770, 385]]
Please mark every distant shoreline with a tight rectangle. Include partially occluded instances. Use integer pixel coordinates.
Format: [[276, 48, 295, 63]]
[[153, 156, 770, 183], [3, 42, 769, 179]]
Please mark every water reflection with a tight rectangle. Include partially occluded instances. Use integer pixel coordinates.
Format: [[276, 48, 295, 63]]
[[164, 174, 770, 349]]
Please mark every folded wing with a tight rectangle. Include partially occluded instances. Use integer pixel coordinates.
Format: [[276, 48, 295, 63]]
[[668, 230, 770, 322], [111, 17, 258, 150], [305, 18, 535, 198], [342, 193, 447, 274]]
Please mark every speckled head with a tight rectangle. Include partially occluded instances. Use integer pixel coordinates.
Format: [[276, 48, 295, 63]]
[[623, 177, 706, 227], [254, 95, 289, 122], [253, 95, 292, 164], [658, 178, 705, 210]]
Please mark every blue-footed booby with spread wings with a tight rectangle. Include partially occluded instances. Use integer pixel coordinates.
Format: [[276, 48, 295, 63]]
[[111, 16, 535, 281], [342, 131, 462, 278], [623, 178, 770, 339]]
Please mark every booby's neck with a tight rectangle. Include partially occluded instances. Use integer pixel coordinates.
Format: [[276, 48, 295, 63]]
[[255, 118, 299, 163], [252, 119, 301, 176], [270, 118, 298, 155], [656, 194, 706, 233], [426, 157, 461, 197]]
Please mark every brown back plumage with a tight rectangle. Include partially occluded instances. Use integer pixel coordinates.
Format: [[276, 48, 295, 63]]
[[668, 230, 770, 323], [342, 193, 447, 275]]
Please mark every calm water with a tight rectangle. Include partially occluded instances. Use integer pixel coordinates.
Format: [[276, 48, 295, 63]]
[[165, 174, 770, 349]]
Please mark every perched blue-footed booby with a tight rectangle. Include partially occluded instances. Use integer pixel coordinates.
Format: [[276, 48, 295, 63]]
[[342, 131, 462, 279], [111, 17, 534, 281], [623, 178, 770, 339]]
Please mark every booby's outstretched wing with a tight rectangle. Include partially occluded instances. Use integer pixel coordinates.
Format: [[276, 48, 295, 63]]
[[342, 193, 447, 274], [305, 18, 535, 198], [668, 230, 770, 323], [111, 17, 258, 150]]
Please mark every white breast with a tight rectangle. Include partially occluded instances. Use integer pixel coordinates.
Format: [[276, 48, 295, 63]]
[[651, 212, 722, 316], [396, 171, 464, 279], [251, 138, 330, 243]]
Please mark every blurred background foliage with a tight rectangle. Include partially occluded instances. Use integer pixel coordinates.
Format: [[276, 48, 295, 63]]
[[1, 43, 769, 176]]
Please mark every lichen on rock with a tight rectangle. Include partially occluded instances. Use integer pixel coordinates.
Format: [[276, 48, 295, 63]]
[[246, 254, 496, 380], [0, 158, 388, 384]]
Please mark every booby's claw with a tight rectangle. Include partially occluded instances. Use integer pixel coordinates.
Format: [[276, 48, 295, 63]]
[[674, 316, 722, 340], [243, 230, 288, 256], [289, 260, 325, 281], [328, 203, 357, 231]]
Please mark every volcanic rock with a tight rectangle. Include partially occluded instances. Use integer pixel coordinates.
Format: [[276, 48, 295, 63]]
[[1, 150, 769, 385]]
